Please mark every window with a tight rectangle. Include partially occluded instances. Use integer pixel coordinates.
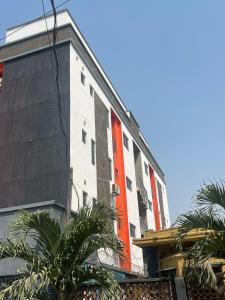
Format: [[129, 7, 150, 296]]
[[108, 158, 112, 180], [92, 197, 97, 206], [126, 176, 132, 191], [83, 191, 88, 207], [82, 129, 87, 144], [129, 223, 136, 238], [90, 85, 94, 97], [123, 133, 129, 150], [115, 168, 119, 180], [91, 139, 96, 165], [148, 200, 152, 211], [144, 162, 149, 176], [81, 72, 85, 85]]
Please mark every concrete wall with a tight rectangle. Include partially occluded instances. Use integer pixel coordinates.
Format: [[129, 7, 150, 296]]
[[0, 45, 70, 209], [122, 125, 144, 273], [140, 151, 155, 230], [69, 42, 170, 272], [0, 202, 66, 276], [70, 45, 97, 211], [94, 92, 111, 206], [154, 172, 170, 228]]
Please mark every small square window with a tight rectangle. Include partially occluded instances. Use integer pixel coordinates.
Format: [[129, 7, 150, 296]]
[[91, 139, 96, 165], [126, 176, 132, 191], [108, 158, 112, 180], [83, 191, 88, 207], [144, 162, 149, 176], [93, 197, 97, 206], [115, 168, 119, 179], [81, 72, 85, 85], [90, 85, 94, 97], [123, 133, 129, 150], [129, 223, 136, 238], [82, 129, 87, 144]]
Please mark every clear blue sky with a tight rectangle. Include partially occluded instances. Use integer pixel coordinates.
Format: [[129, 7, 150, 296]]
[[1, 1, 225, 223]]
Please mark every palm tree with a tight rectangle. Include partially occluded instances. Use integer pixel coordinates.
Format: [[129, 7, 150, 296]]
[[176, 181, 225, 288], [0, 204, 124, 300]]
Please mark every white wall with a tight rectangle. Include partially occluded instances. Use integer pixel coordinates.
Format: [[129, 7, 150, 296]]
[[69, 43, 170, 273], [140, 152, 156, 230], [6, 11, 72, 43], [70, 45, 97, 211], [122, 125, 144, 273], [154, 172, 171, 228]]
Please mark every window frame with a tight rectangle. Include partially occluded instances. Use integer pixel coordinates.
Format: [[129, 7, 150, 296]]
[[144, 162, 149, 176], [108, 158, 112, 180], [126, 176, 132, 191], [123, 132, 129, 150], [91, 139, 96, 165], [82, 129, 87, 144], [92, 197, 97, 206], [83, 191, 88, 207], [90, 85, 94, 97], [148, 200, 152, 211], [81, 72, 86, 85], [129, 223, 136, 238]]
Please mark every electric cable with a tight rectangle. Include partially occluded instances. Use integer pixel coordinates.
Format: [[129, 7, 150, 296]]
[[49, 0, 68, 167]]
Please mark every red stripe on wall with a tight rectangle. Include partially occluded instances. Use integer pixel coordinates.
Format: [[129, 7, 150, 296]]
[[0, 64, 3, 77], [149, 166, 161, 230], [111, 110, 131, 271]]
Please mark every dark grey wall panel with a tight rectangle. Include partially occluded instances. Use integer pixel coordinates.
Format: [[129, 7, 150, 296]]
[[0, 21, 165, 183], [157, 181, 166, 229], [94, 92, 111, 205], [133, 142, 143, 185], [0, 45, 70, 209]]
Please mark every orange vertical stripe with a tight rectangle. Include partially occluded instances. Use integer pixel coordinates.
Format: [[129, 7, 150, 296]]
[[0, 63, 3, 77], [149, 166, 161, 230], [111, 110, 131, 271]]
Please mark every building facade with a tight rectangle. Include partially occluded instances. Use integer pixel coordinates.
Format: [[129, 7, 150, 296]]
[[0, 10, 170, 275], [134, 228, 225, 278]]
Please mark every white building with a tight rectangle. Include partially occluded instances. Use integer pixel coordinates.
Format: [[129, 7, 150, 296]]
[[0, 10, 170, 276]]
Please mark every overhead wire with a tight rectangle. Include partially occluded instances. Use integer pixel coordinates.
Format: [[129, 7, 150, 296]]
[[49, 0, 69, 166]]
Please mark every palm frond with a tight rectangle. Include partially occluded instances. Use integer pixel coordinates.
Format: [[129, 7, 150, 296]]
[[0, 205, 122, 299], [177, 209, 225, 233], [72, 233, 124, 267], [182, 236, 217, 288], [11, 210, 62, 258], [0, 238, 42, 268], [176, 180, 225, 289], [196, 181, 225, 212], [56, 204, 123, 294], [61, 204, 123, 268], [0, 269, 50, 300], [72, 264, 120, 300]]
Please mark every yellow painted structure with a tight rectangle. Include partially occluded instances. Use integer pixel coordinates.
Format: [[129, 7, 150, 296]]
[[133, 228, 225, 277]]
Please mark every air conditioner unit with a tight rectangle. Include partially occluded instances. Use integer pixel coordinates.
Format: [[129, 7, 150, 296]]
[[112, 183, 120, 196]]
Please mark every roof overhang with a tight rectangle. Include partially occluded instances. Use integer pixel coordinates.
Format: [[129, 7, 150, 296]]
[[133, 227, 212, 248]]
